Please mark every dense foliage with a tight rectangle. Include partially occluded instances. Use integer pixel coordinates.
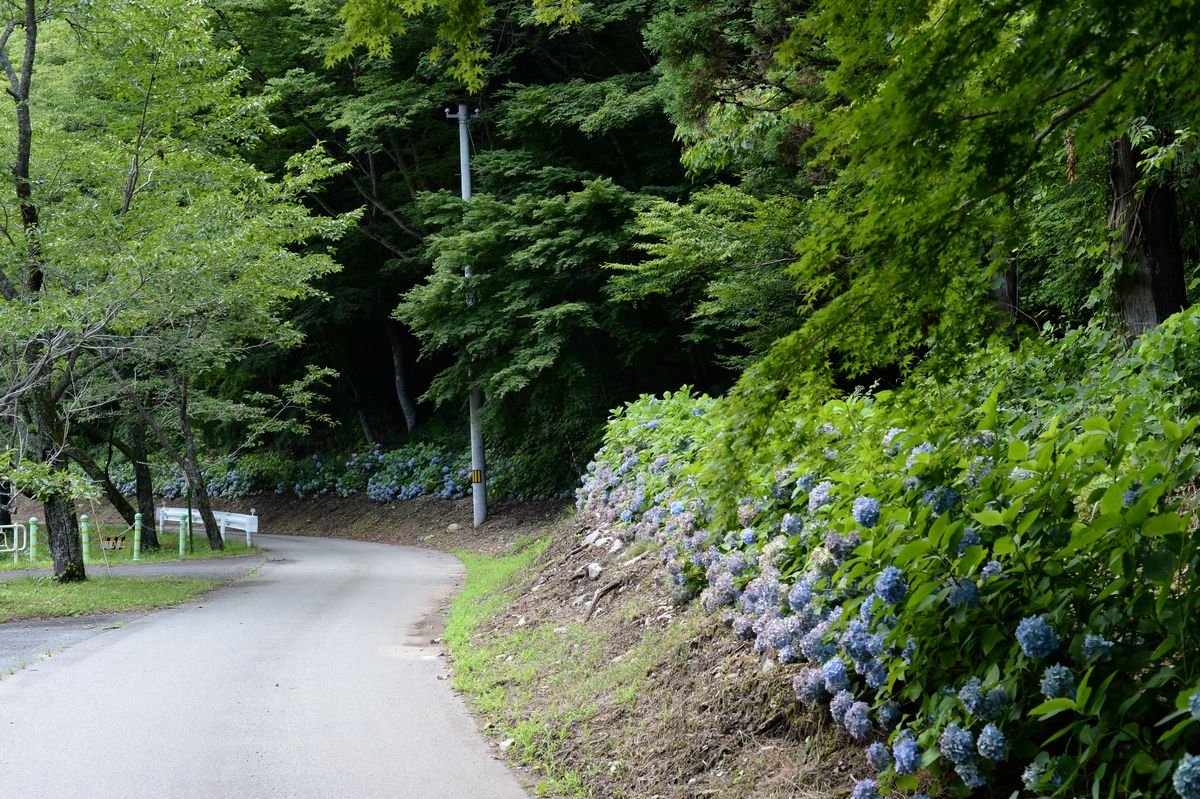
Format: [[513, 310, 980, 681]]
[[577, 310, 1200, 799]]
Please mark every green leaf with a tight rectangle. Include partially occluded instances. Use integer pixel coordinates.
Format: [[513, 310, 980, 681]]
[[1028, 697, 1077, 719]]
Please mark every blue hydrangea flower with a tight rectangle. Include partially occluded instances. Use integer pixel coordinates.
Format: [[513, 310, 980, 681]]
[[939, 723, 975, 765], [731, 614, 756, 640], [1022, 761, 1047, 789], [829, 690, 855, 724], [1083, 633, 1115, 663], [780, 512, 803, 536], [822, 657, 848, 693], [788, 579, 814, 614], [1190, 692, 1200, 722], [800, 623, 838, 663], [824, 530, 862, 562], [853, 497, 881, 528], [841, 620, 883, 664], [845, 701, 873, 740], [1040, 664, 1076, 700], [906, 442, 936, 470], [956, 760, 988, 789], [1124, 480, 1143, 508], [980, 686, 1007, 721], [877, 701, 900, 731], [1016, 616, 1060, 659], [669, 500, 685, 515], [957, 527, 982, 556], [793, 668, 828, 706], [808, 481, 835, 513], [867, 742, 892, 771], [1009, 466, 1034, 482], [967, 455, 993, 487], [741, 528, 758, 545], [874, 566, 907, 605], [977, 723, 1008, 761], [922, 486, 959, 516], [1174, 754, 1200, 799], [901, 637, 916, 665], [980, 560, 1003, 581], [947, 578, 980, 610], [778, 645, 798, 664], [882, 427, 907, 455], [958, 678, 983, 715], [850, 779, 879, 799], [893, 731, 920, 774], [859, 657, 888, 689]]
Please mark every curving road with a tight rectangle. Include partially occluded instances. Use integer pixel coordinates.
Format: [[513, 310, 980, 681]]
[[0, 535, 529, 798]]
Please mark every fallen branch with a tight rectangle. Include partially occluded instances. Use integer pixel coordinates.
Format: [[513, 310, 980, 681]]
[[583, 579, 623, 622]]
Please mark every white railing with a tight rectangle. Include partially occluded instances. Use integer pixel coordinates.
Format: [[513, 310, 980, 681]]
[[0, 523, 28, 563], [155, 507, 258, 547]]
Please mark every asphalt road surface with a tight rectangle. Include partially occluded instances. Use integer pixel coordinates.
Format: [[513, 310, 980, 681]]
[[0, 534, 529, 798]]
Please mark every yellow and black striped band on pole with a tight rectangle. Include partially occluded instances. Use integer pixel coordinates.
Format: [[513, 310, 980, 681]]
[[470, 469, 483, 484]]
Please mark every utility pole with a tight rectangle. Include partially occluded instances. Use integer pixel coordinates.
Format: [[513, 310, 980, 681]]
[[446, 102, 487, 527]]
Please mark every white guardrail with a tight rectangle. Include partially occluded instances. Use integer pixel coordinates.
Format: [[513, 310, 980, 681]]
[[0, 523, 27, 563], [155, 507, 258, 547]]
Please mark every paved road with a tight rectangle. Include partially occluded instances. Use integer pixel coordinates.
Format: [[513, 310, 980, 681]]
[[0, 535, 529, 798], [0, 552, 265, 581]]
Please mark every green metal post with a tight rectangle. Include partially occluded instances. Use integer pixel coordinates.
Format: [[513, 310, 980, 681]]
[[28, 517, 38, 561], [80, 515, 91, 563], [178, 518, 187, 557], [133, 513, 142, 562]]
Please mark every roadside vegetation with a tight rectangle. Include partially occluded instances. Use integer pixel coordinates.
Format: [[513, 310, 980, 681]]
[[0, 577, 216, 623]]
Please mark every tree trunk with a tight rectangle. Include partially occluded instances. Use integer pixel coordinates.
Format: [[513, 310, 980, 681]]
[[384, 319, 418, 434], [129, 420, 159, 550], [29, 386, 84, 581], [0, 479, 11, 527], [1108, 134, 1189, 336], [67, 445, 136, 527], [176, 379, 223, 551], [346, 376, 376, 444]]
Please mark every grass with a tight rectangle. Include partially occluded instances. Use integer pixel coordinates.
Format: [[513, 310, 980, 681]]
[[444, 533, 701, 798], [0, 527, 259, 571], [0, 575, 216, 622]]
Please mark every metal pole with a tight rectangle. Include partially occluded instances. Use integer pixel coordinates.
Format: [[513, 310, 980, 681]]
[[450, 102, 487, 527]]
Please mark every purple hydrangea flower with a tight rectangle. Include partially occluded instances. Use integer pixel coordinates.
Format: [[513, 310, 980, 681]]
[[977, 723, 1007, 761], [1016, 615, 1060, 659], [874, 566, 907, 605], [852, 497, 881, 528]]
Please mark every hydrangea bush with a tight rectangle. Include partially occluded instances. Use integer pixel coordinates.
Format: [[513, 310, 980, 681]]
[[109, 442, 574, 504], [577, 311, 1200, 799]]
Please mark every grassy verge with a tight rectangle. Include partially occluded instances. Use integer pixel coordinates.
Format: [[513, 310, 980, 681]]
[[0, 576, 217, 622], [445, 536, 699, 798], [0, 529, 258, 571]]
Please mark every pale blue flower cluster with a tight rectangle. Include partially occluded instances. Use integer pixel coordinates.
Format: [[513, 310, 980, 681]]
[[1016, 616, 1060, 659]]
